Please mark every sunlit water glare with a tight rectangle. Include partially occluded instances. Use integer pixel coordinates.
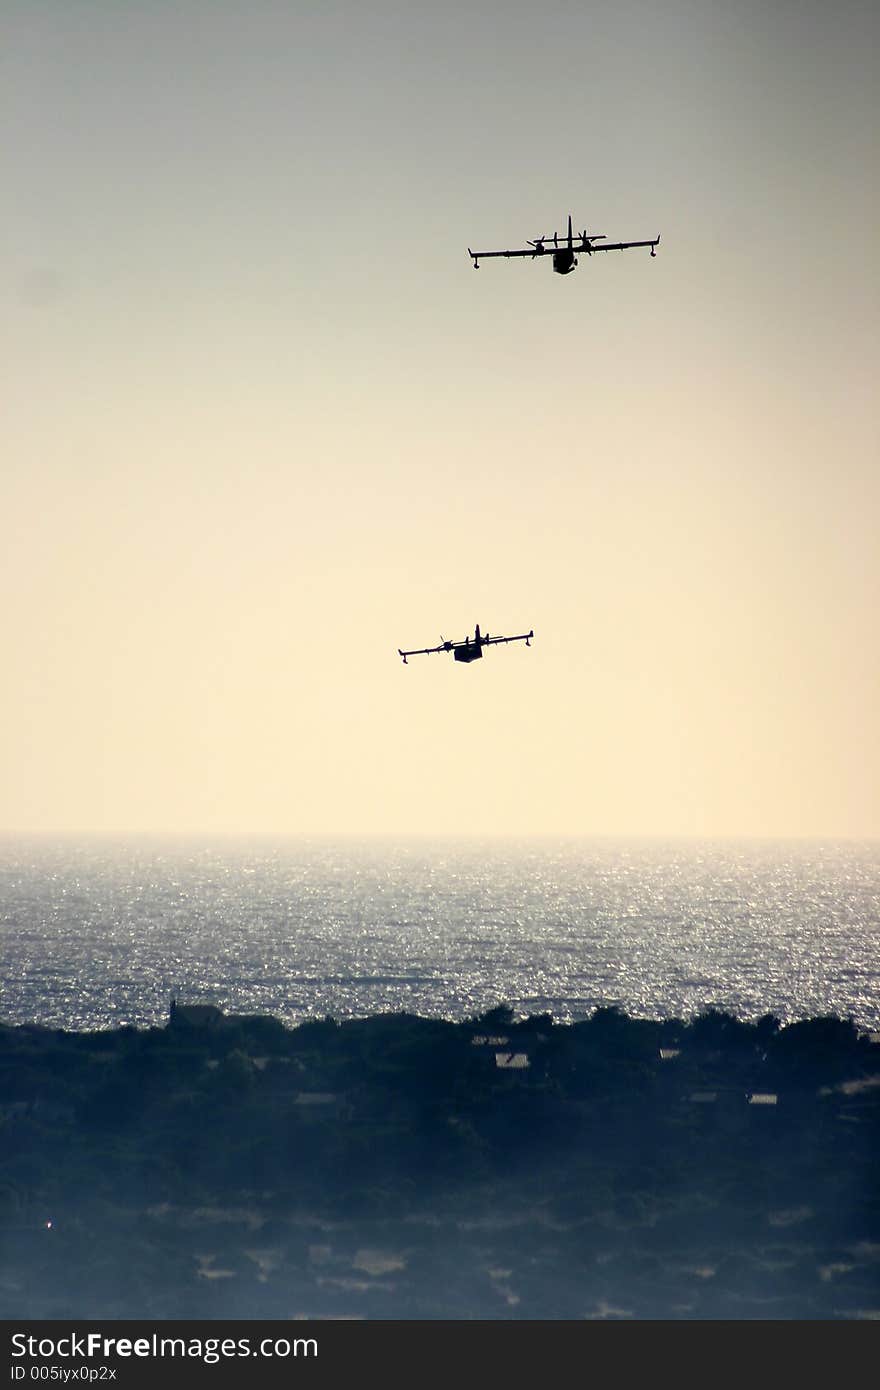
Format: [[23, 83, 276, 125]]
[[1, 837, 877, 1031]]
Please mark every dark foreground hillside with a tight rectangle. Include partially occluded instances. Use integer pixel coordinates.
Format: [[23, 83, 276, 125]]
[[1, 1006, 878, 1319]]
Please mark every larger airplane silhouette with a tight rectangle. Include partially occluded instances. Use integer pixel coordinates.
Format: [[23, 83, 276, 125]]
[[468, 214, 659, 275], [399, 624, 533, 665]]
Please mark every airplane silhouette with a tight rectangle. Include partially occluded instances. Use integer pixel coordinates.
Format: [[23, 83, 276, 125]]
[[399, 624, 533, 665], [468, 214, 659, 275]]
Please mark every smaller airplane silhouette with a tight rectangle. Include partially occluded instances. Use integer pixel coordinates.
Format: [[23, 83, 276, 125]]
[[468, 214, 659, 274], [399, 623, 534, 665]]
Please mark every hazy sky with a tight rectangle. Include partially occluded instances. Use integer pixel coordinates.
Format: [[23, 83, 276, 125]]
[[4, 1, 878, 836]]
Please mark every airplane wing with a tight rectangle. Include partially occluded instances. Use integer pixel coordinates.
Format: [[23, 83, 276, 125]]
[[469, 236, 659, 262], [398, 641, 451, 660], [583, 236, 659, 254], [467, 247, 549, 260], [481, 630, 534, 648]]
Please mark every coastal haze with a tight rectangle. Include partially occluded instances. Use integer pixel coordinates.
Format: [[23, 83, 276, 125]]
[[2, 837, 878, 1031], [4, 2, 878, 841]]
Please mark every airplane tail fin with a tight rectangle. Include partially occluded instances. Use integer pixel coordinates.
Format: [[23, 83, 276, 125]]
[[568, 214, 572, 249]]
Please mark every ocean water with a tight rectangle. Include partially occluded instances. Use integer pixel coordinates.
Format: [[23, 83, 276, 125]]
[[0, 836, 878, 1032]]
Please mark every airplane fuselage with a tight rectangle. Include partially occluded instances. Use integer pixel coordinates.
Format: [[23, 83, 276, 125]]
[[454, 623, 484, 662], [552, 249, 577, 275]]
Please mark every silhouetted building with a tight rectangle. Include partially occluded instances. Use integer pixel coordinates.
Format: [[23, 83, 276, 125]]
[[168, 998, 225, 1029]]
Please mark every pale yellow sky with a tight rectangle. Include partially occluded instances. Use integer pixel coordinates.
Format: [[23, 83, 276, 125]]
[[3, 1, 878, 836]]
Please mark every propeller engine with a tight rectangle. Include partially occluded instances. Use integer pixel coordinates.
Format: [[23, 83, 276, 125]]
[[579, 231, 606, 253]]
